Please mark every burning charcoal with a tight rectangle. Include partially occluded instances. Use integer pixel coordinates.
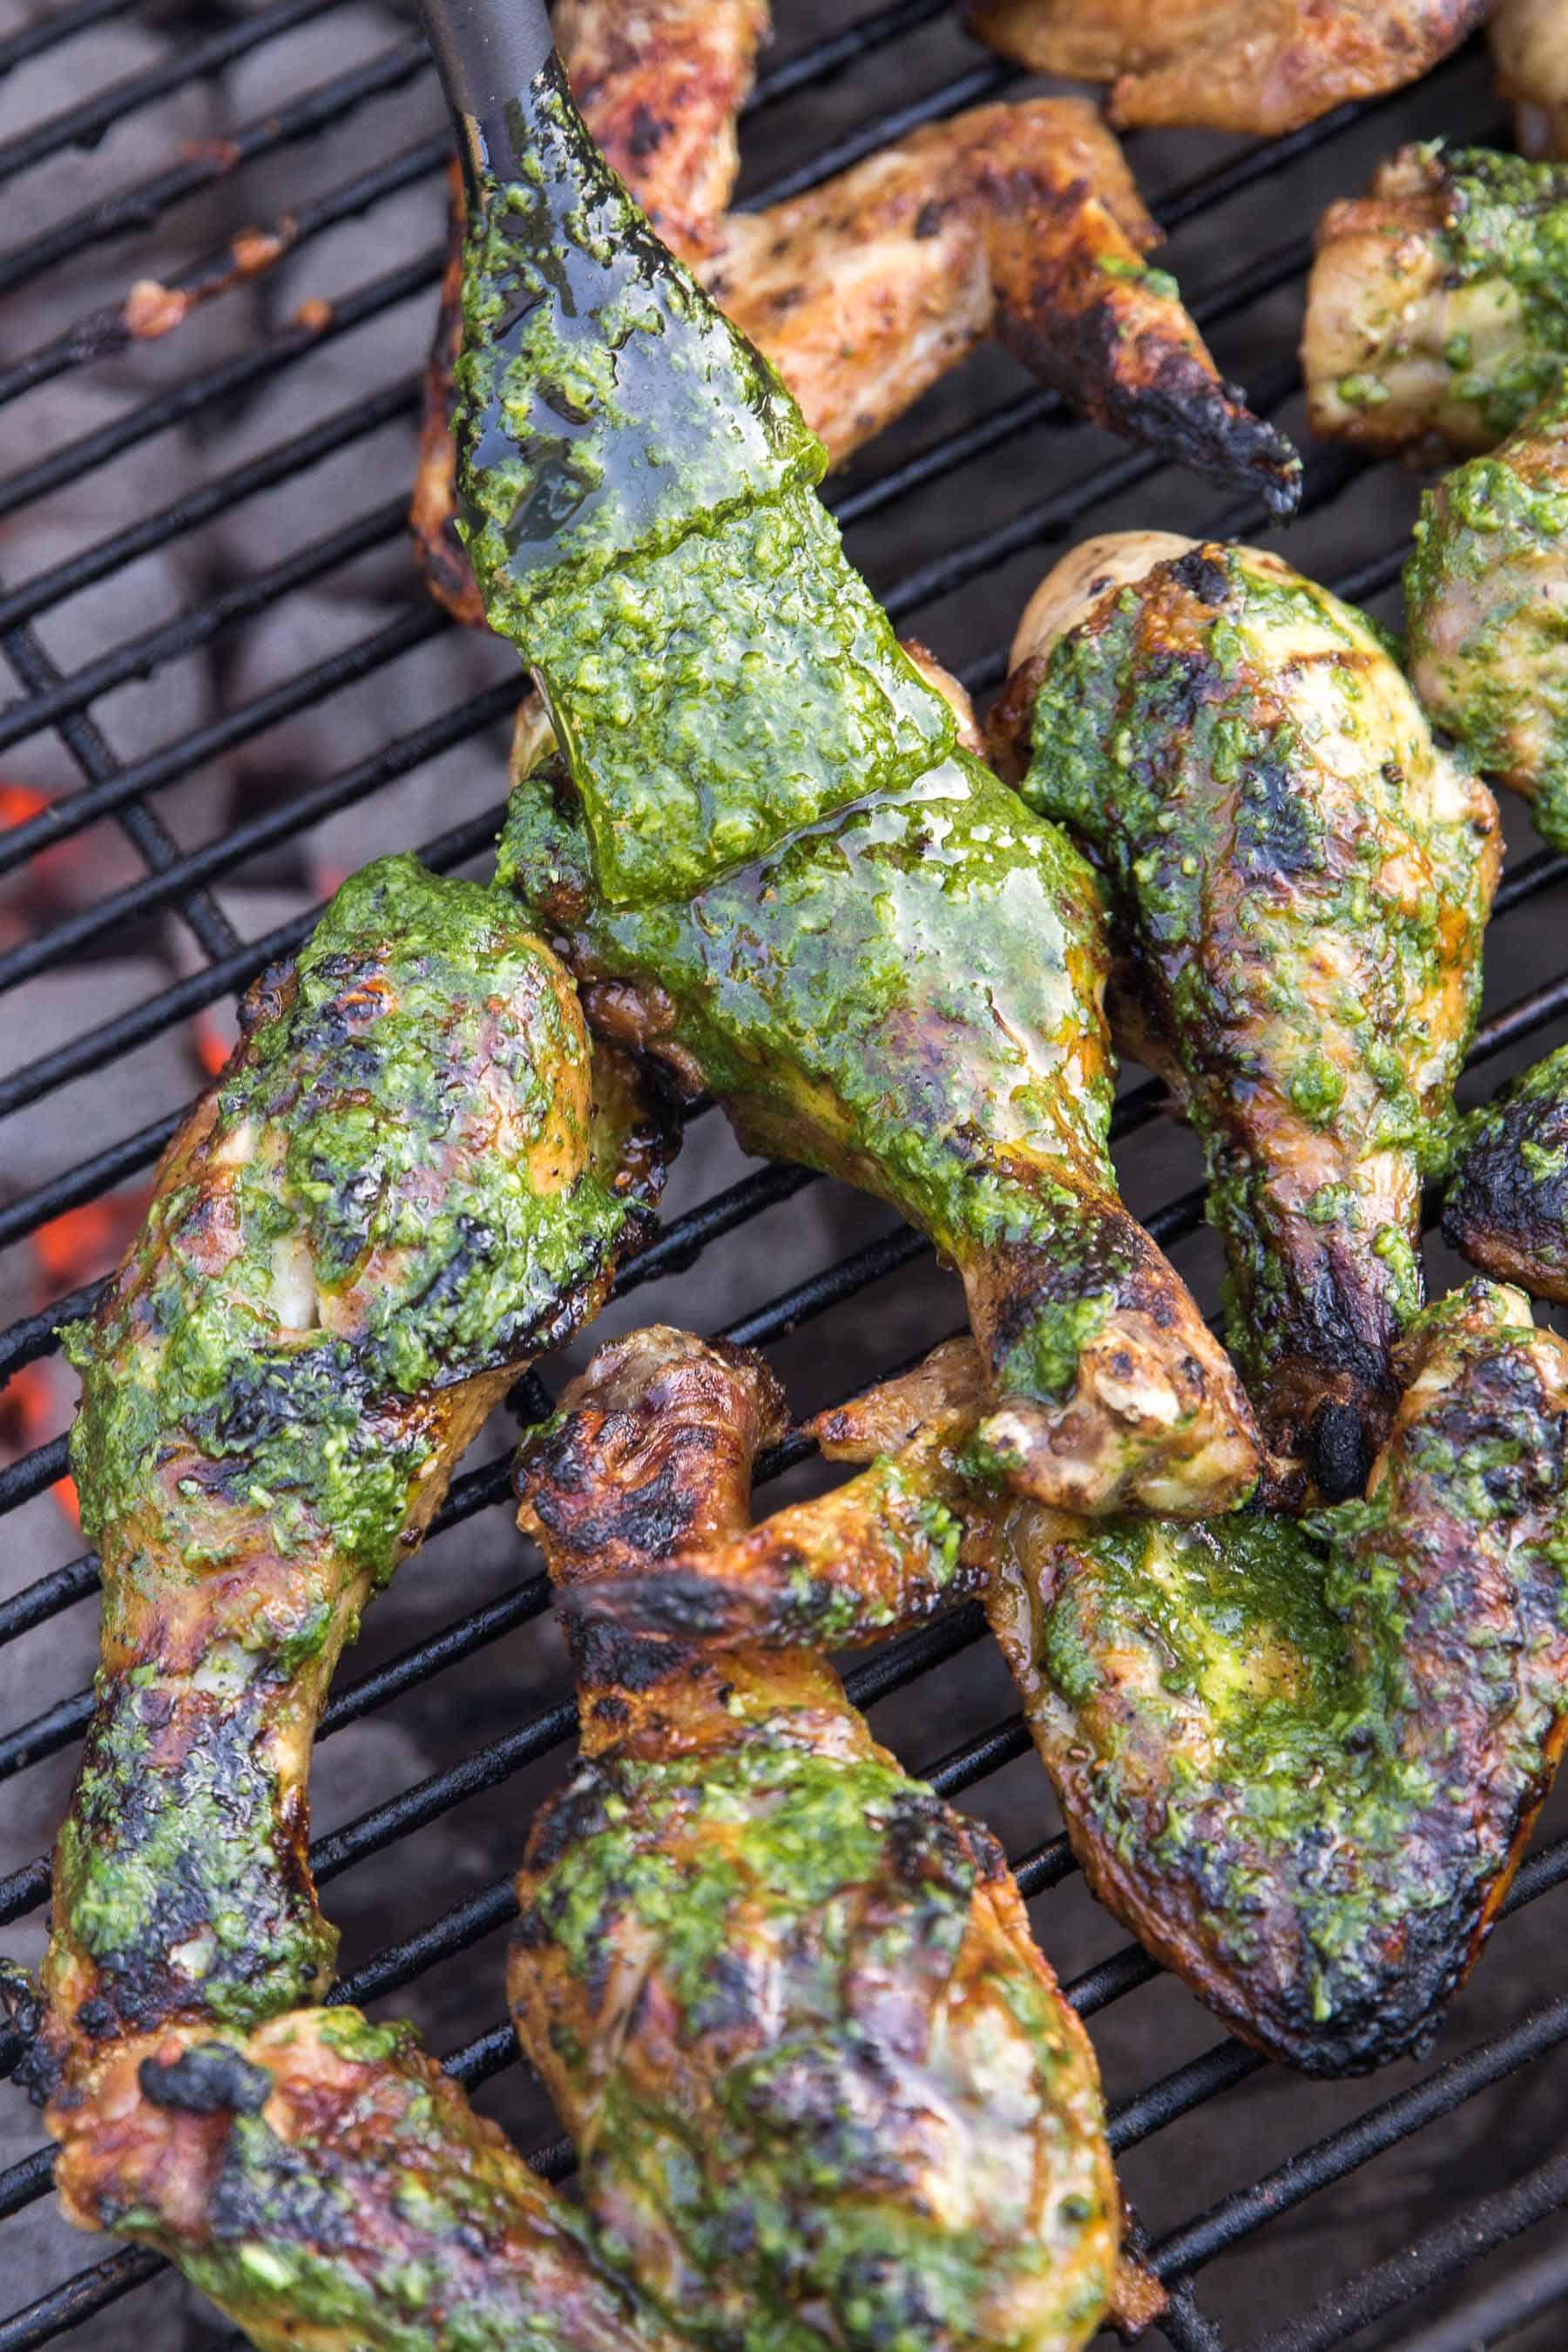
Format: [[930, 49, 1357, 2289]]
[[223, 591, 511, 893]]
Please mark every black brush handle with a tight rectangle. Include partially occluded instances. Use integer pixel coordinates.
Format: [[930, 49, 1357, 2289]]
[[416, 0, 556, 171]]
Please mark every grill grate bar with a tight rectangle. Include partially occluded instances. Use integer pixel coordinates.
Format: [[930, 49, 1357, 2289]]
[[1151, 1996, 1568, 2282], [0, 490, 413, 782], [0, 369, 1319, 995], [1389, 2235, 1568, 2352], [0, 127, 454, 413], [0, 38, 432, 303], [0, 375, 422, 638], [1247, 2150, 1568, 2352], [0, 0, 135, 75], [0, 0, 343, 192], [747, 0, 954, 111], [0, 599, 444, 882], [0, 244, 444, 528], [5, 920, 1566, 1540], [3, 16, 1566, 2349], [740, 60, 1018, 211], [0, 2246, 163, 2352], [0, 608, 240, 969]]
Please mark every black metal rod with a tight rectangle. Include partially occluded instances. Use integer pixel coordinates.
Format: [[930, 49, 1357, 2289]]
[[1382, 2233, 1568, 2352], [1246, 2150, 1568, 2352]]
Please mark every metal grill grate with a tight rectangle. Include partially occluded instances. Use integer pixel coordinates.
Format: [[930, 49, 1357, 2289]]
[[2, 6, 1567, 2349]]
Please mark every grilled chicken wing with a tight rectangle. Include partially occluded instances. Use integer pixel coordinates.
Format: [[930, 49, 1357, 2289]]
[[991, 532, 1499, 1497], [573, 1285, 1568, 2076], [968, 0, 1487, 134], [1304, 145, 1568, 457], [459, 78, 1263, 1517], [16, 856, 678, 2352], [1444, 1041, 1568, 1298], [412, 1, 1297, 624], [1490, 0, 1568, 155], [1404, 375, 1568, 852], [512, 1326, 1123, 2352]]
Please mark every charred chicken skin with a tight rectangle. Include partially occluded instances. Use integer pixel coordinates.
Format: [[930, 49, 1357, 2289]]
[[991, 532, 1499, 1498], [14, 855, 680, 2352], [572, 1285, 1568, 2078], [1444, 1041, 1568, 1301], [1304, 145, 1568, 458], [512, 1325, 1124, 2352], [412, 0, 1298, 624], [1404, 372, 1568, 853], [1490, 0, 1568, 157], [967, 0, 1488, 136], [455, 84, 1264, 1517]]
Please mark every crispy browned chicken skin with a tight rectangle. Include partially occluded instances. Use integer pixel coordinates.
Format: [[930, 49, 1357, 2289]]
[[14, 857, 683, 2352], [967, 0, 1489, 133], [1490, 0, 1568, 154], [990, 531, 1499, 1498], [513, 1326, 1147, 2352], [412, 0, 1297, 623]]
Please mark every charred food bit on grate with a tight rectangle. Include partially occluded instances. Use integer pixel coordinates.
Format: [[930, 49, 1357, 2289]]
[[569, 1285, 1568, 2078], [10, 857, 679, 2352], [454, 69, 1265, 1517], [1404, 370, 1568, 853], [966, 0, 1489, 132], [989, 532, 1500, 1501], [513, 1324, 1130, 2352], [1303, 145, 1568, 457], [410, 0, 1300, 623], [1443, 1040, 1568, 1301]]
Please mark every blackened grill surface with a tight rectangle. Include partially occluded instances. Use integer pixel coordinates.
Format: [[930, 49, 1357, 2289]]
[[1, 5, 1567, 2349]]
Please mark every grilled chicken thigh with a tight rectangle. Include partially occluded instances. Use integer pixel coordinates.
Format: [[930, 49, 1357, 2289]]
[[1491, 0, 1568, 154], [574, 1286, 1568, 2076], [17, 858, 678, 2351], [511, 1326, 1124, 2352], [1444, 1041, 1568, 1299], [967, 0, 1487, 133], [1404, 374, 1568, 852], [990, 532, 1499, 1497], [1304, 145, 1568, 457], [413, 0, 1297, 623]]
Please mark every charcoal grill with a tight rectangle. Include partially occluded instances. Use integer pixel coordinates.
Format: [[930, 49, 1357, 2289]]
[[3, 4, 1568, 2347]]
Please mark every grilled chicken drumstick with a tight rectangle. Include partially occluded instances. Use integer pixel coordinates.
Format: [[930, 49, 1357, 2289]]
[[413, 0, 1297, 625], [13, 856, 679, 2352], [456, 80, 1264, 1516], [1304, 145, 1568, 457], [1404, 373, 1568, 854], [500, 709, 1262, 1518], [512, 1324, 1130, 2352], [1444, 1042, 1568, 1301], [572, 1285, 1568, 2077], [990, 532, 1499, 1498], [967, 0, 1488, 133]]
